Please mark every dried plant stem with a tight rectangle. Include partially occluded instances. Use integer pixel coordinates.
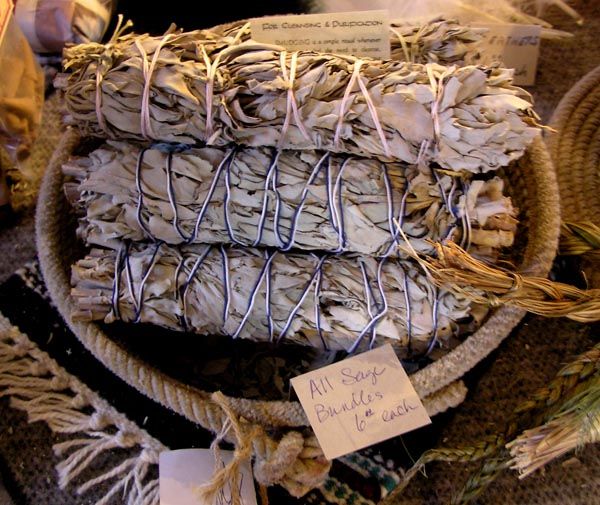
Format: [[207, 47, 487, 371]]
[[399, 238, 600, 322], [386, 435, 506, 500], [384, 341, 600, 504], [452, 456, 511, 504], [507, 376, 600, 478], [559, 221, 600, 258]]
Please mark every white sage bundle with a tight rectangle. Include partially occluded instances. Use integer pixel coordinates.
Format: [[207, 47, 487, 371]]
[[211, 19, 484, 65], [388, 19, 483, 64], [71, 242, 486, 355], [56, 22, 538, 172], [64, 141, 517, 258]]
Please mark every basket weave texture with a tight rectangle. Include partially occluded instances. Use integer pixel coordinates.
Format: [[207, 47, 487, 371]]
[[549, 64, 600, 287]]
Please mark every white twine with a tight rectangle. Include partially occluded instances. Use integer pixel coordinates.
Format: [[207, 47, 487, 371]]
[[279, 51, 311, 147], [94, 15, 133, 135], [334, 59, 391, 158], [231, 22, 251, 45], [389, 27, 411, 62], [360, 261, 377, 342], [199, 21, 250, 144], [137, 33, 175, 140], [200, 45, 222, 144], [95, 69, 108, 134], [426, 63, 454, 145], [334, 59, 364, 150]]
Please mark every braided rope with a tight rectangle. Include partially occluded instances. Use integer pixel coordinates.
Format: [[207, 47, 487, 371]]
[[452, 456, 511, 504], [383, 340, 600, 504], [559, 221, 600, 257]]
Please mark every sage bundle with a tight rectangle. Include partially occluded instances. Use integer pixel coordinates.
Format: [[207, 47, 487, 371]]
[[56, 22, 538, 172], [64, 141, 517, 257], [71, 243, 486, 355], [211, 19, 484, 66], [388, 19, 483, 64], [61, 17, 532, 363]]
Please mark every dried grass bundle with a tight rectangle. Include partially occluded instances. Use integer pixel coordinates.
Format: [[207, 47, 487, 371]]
[[383, 341, 600, 505], [508, 376, 600, 478], [401, 239, 600, 322], [63, 141, 516, 258], [70, 242, 487, 355], [559, 221, 600, 258]]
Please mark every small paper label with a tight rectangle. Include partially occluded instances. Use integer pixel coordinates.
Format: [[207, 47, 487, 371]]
[[250, 10, 390, 60], [476, 23, 541, 86], [291, 344, 431, 460], [0, 0, 13, 46], [159, 449, 258, 505]]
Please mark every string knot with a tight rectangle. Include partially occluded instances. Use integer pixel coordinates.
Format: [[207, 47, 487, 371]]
[[89, 411, 109, 431], [29, 361, 48, 376], [70, 392, 89, 409], [8, 330, 33, 357], [253, 432, 331, 497], [488, 294, 503, 308], [50, 375, 70, 390], [114, 430, 138, 448], [253, 431, 304, 485], [140, 446, 160, 463]]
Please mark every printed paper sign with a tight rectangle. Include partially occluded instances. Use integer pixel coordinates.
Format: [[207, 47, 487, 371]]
[[251, 10, 390, 60], [476, 23, 541, 86], [0, 0, 13, 46], [160, 449, 257, 505], [291, 344, 431, 460]]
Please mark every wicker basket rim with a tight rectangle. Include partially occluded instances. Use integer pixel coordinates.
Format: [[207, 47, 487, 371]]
[[548, 64, 600, 225]]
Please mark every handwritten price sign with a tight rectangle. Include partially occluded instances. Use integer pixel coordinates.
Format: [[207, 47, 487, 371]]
[[291, 344, 431, 460], [476, 23, 542, 86]]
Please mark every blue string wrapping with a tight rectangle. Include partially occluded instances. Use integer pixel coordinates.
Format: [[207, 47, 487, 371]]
[[104, 242, 461, 355], [72, 142, 505, 262], [96, 143, 493, 356]]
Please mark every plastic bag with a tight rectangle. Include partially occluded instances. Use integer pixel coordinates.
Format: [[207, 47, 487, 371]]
[[15, 0, 114, 53]]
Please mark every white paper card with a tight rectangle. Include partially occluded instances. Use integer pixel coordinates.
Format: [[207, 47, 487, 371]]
[[159, 449, 258, 505], [250, 10, 390, 60], [291, 344, 431, 460], [476, 23, 541, 86]]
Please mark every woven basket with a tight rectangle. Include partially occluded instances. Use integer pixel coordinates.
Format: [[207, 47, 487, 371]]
[[549, 64, 600, 288], [35, 127, 559, 491]]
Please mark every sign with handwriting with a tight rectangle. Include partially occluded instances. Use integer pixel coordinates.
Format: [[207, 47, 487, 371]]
[[251, 10, 390, 60], [476, 23, 541, 86], [160, 449, 257, 505], [291, 344, 431, 460]]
